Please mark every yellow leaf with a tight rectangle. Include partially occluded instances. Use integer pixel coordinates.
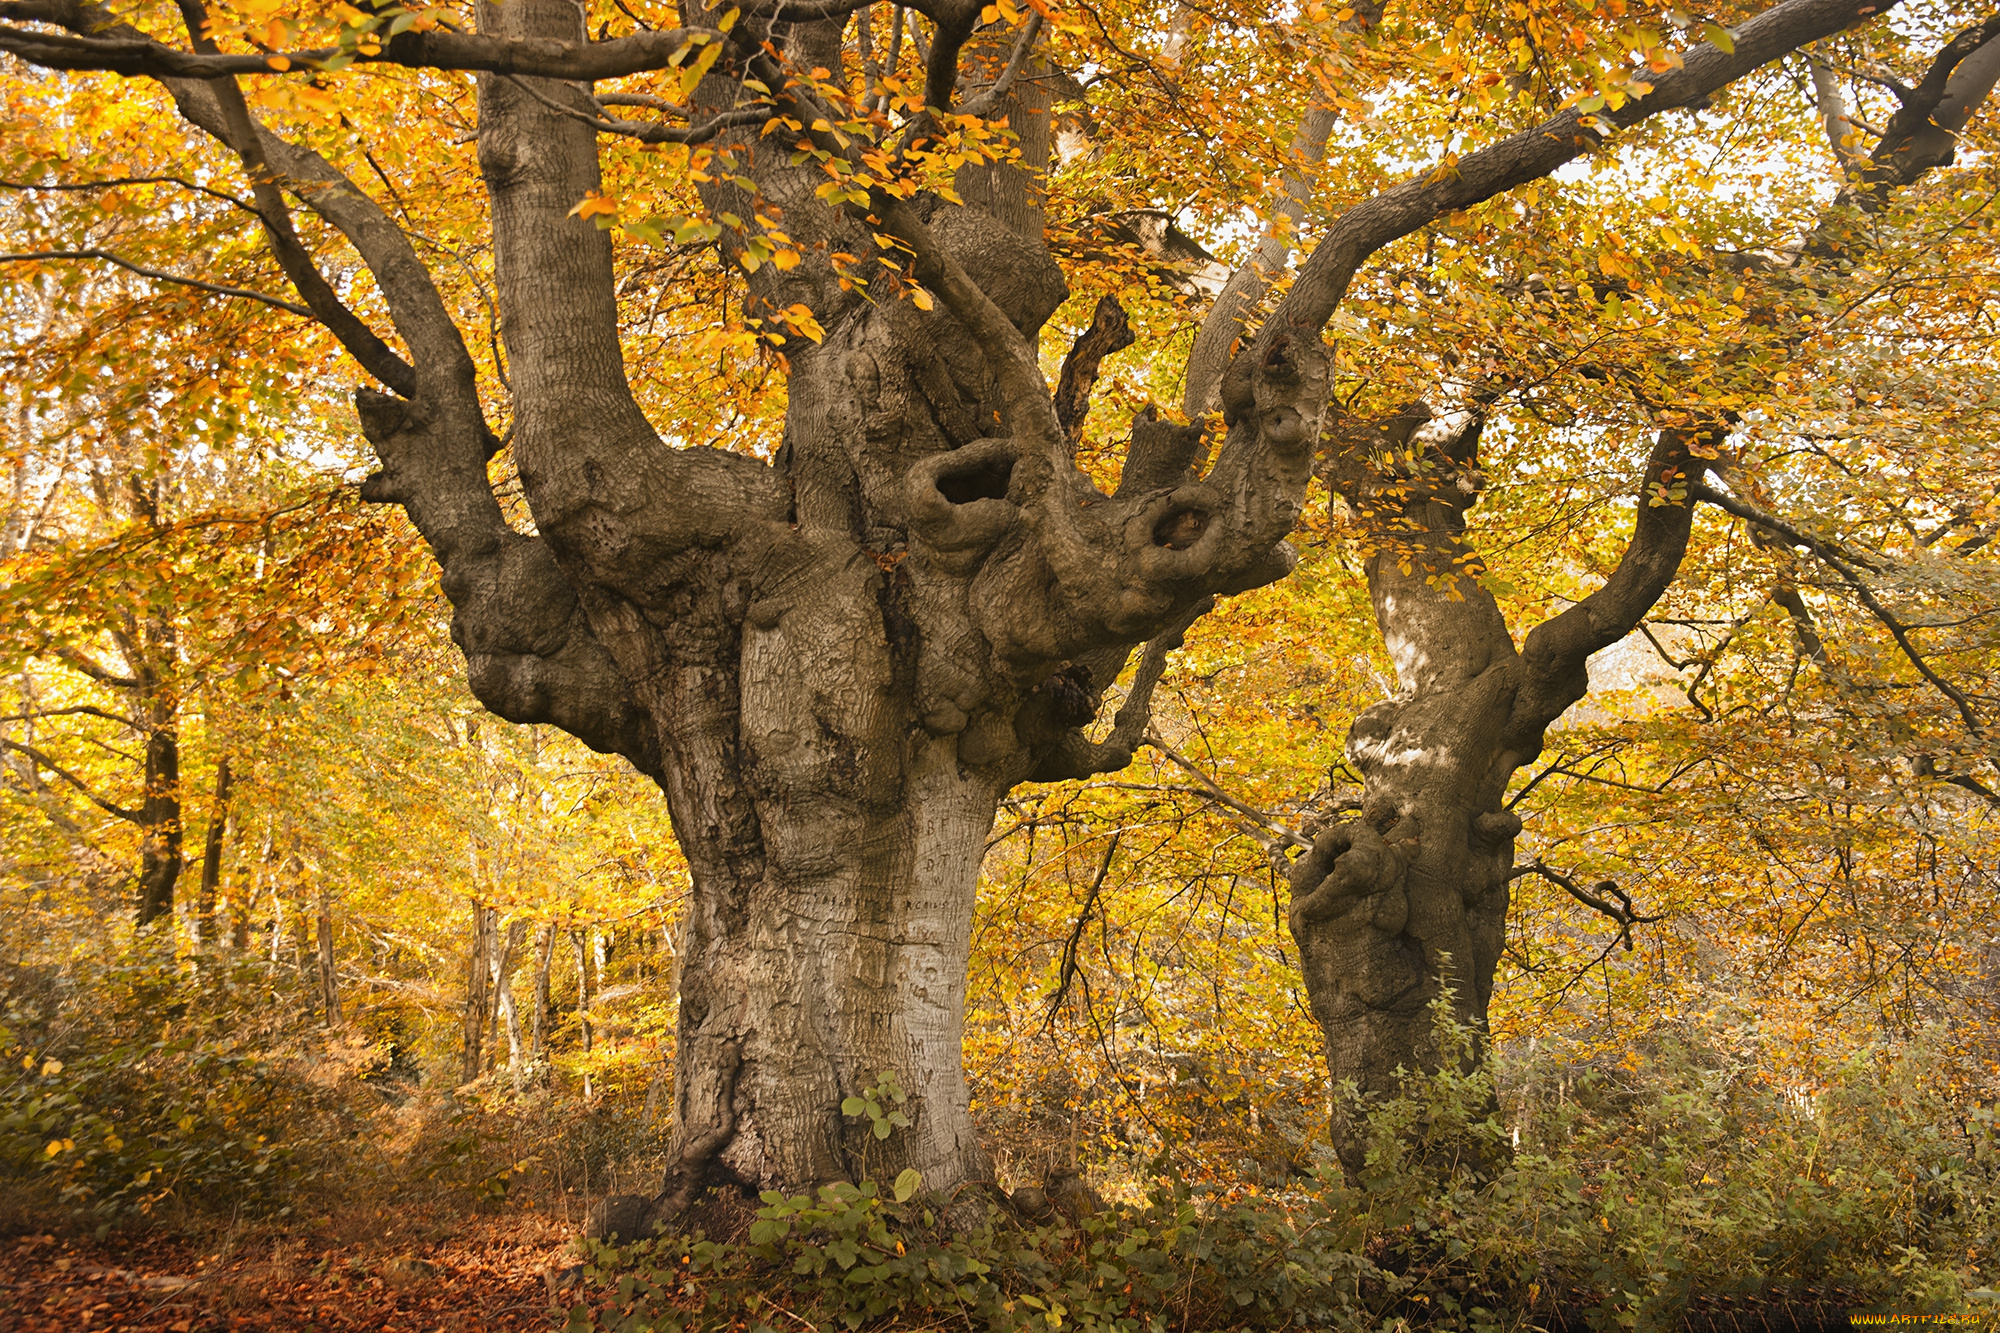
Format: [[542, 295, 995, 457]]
[[266, 54, 291, 71], [911, 287, 934, 311], [783, 304, 825, 343]]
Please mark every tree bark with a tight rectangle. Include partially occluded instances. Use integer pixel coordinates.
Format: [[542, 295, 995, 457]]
[[196, 756, 232, 945], [132, 618, 181, 929], [463, 900, 493, 1084], [445, 0, 1321, 1214]]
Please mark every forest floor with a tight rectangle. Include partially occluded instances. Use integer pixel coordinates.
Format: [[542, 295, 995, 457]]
[[0, 1205, 580, 1332]]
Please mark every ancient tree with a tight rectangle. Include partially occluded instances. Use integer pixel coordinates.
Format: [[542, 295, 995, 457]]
[[1288, 9, 2000, 1110], [0, 0, 1938, 1212]]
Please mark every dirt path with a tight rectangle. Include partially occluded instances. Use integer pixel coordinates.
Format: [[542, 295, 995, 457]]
[[0, 1212, 575, 1332]]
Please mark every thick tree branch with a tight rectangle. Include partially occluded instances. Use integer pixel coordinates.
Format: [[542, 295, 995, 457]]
[[1807, 56, 1864, 173], [1945, 773, 2000, 804], [1856, 13, 2000, 199], [354, 393, 663, 773], [477, 1, 784, 582], [766, 30, 1319, 649], [0, 1, 719, 80], [1253, 0, 1903, 366], [49, 646, 137, 686], [1053, 294, 1134, 448], [0, 0, 976, 88], [1184, 104, 1337, 418], [14, 2, 478, 407], [1514, 428, 1710, 739], [3, 4, 682, 773], [1024, 595, 1212, 781], [174, 0, 416, 397], [918, 0, 981, 111]]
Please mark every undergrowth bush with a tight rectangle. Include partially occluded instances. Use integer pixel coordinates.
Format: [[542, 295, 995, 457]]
[[0, 949, 349, 1228], [0, 947, 679, 1231], [408, 1080, 673, 1207], [568, 1000, 2000, 1332]]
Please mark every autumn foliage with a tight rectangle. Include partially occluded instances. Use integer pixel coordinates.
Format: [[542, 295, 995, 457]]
[[6, 0, 2000, 1326]]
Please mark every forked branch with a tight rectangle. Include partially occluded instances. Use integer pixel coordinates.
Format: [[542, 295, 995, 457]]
[[1508, 859, 1662, 951], [1692, 482, 1987, 737], [1514, 428, 1711, 739]]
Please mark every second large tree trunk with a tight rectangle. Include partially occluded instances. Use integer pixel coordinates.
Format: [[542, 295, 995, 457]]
[[1297, 412, 1698, 1157], [1289, 652, 1521, 1106]]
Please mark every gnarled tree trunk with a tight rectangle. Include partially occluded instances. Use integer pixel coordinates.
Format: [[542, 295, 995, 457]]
[[1294, 412, 1697, 1122], [449, 1, 1323, 1218], [1287, 11, 2000, 1130]]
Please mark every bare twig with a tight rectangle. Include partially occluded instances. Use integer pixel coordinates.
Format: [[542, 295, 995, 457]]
[[1044, 830, 1121, 1027], [1141, 739, 1313, 850], [0, 249, 312, 316], [0, 173, 255, 211], [1693, 481, 1987, 738]]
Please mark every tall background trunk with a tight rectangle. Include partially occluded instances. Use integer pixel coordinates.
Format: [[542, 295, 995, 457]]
[[463, 900, 494, 1083], [132, 624, 181, 928], [196, 756, 233, 945]]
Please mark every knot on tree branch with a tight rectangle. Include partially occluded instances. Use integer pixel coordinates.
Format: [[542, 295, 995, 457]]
[[1472, 809, 1524, 846], [903, 436, 1020, 573]]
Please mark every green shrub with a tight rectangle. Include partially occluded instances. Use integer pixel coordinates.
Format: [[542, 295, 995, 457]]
[[0, 950, 342, 1225], [566, 1000, 1999, 1332]]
